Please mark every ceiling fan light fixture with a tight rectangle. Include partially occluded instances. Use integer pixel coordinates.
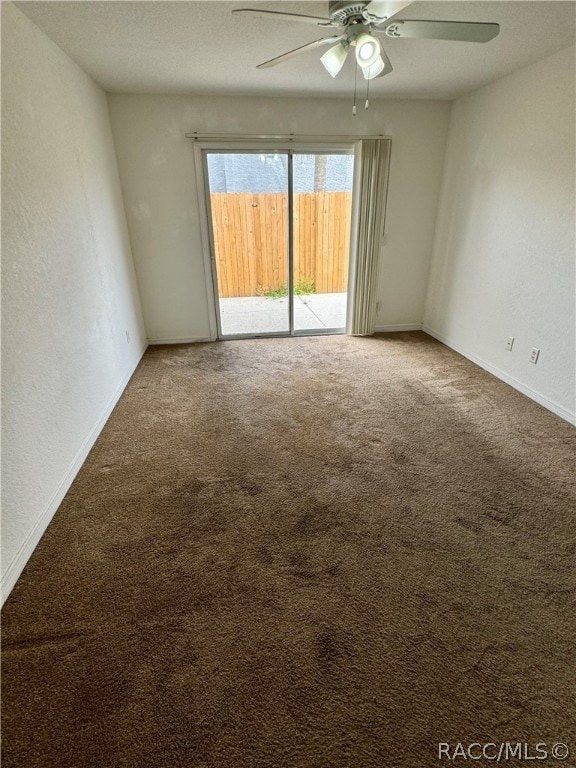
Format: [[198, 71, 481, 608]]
[[361, 54, 385, 80], [320, 41, 349, 77], [354, 33, 380, 68]]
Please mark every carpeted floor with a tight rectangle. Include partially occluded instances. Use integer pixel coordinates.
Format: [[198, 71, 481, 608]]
[[2, 332, 575, 768]]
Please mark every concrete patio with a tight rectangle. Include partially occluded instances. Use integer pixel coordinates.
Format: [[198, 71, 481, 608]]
[[219, 292, 347, 336]]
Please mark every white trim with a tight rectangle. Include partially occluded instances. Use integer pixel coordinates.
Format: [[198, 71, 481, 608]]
[[374, 323, 423, 332], [0, 344, 148, 606], [423, 326, 575, 425], [147, 336, 212, 345]]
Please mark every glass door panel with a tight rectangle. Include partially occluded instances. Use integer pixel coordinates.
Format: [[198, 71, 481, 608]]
[[292, 153, 354, 333], [205, 152, 289, 337]]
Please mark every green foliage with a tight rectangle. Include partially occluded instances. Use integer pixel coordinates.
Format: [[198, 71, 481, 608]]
[[294, 277, 316, 296], [263, 284, 288, 298], [263, 277, 316, 298]]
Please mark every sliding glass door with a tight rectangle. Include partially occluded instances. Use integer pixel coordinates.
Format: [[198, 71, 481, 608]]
[[292, 153, 354, 333], [204, 148, 354, 339], [205, 152, 289, 337]]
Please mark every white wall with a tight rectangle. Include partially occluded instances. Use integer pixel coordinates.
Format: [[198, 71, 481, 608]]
[[108, 94, 450, 341], [1, 3, 147, 602], [424, 46, 575, 423]]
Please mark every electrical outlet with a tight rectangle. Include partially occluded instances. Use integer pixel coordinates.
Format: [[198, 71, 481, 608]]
[[505, 336, 514, 351], [375, 301, 381, 314], [125, 330, 131, 344], [529, 347, 540, 364]]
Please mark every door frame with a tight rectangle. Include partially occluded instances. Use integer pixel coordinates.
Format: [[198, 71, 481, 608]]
[[193, 140, 357, 340]]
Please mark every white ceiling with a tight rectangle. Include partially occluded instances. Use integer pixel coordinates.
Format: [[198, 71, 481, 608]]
[[15, 0, 576, 99]]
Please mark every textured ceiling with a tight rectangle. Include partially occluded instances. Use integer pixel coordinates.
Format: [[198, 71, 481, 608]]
[[15, 0, 576, 99]]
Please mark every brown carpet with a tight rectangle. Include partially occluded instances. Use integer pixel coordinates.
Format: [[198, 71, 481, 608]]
[[2, 332, 575, 767]]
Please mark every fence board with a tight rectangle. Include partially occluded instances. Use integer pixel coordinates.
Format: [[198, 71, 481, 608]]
[[210, 191, 352, 298]]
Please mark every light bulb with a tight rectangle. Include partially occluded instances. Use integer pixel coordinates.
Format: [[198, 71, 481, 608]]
[[358, 41, 376, 61], [354, 34, 380, 68]]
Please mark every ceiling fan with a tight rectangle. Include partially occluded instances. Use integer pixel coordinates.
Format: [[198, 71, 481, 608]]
[[232, 1, 500, 81]]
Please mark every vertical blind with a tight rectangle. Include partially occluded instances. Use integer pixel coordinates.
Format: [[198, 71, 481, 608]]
[[348, 139, 392, 336]]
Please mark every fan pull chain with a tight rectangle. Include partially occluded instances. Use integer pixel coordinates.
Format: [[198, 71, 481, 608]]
[[352, 60, 358, 116]]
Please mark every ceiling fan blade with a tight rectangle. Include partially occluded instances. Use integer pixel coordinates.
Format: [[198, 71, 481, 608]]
[[364, 1, 413, 23], [257, 36, 346, 69], [384, 20, 500, 42], [233, 8, 337, 27]]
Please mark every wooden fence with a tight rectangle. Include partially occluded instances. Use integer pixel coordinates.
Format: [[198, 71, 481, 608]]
[[209, 191, 352, 298]]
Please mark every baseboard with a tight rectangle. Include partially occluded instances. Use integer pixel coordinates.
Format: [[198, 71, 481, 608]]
[[147, 336, 213, 345], [422, 326, 575, 425], [1, 344, 148, 607], [374, 323, 423, 332]]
